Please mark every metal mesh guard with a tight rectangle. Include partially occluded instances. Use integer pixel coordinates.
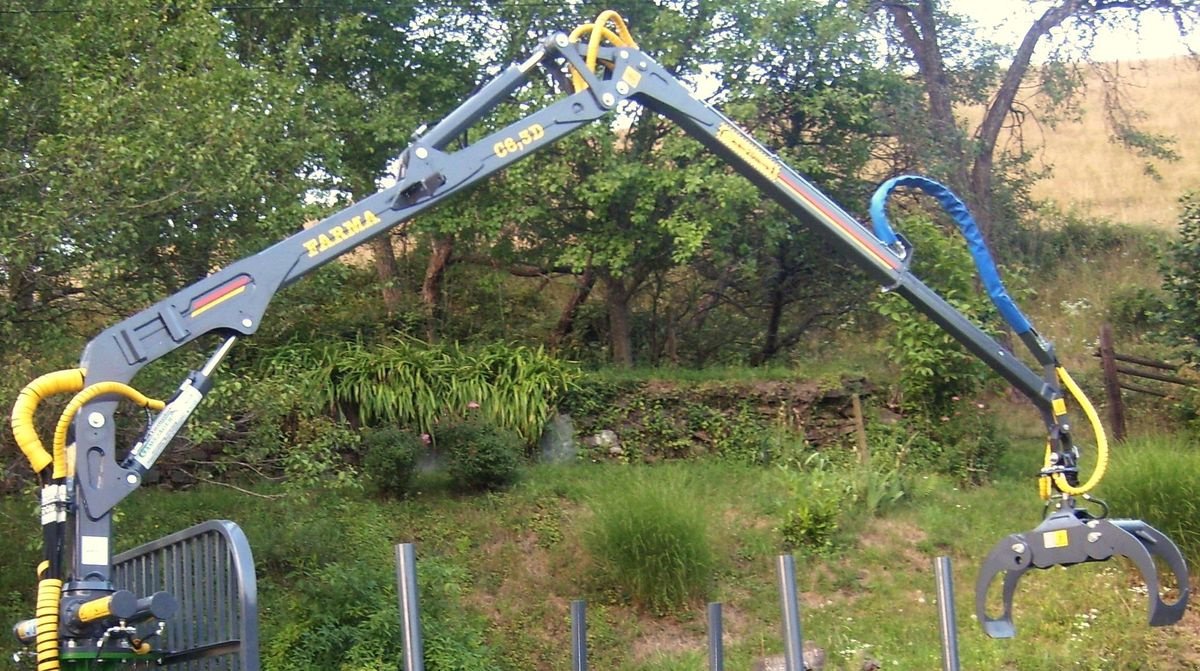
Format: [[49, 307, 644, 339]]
[[112, 520, 259, 671]]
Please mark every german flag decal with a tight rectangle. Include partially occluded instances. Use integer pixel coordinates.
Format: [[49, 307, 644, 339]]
[[190, 275, 251, 318]]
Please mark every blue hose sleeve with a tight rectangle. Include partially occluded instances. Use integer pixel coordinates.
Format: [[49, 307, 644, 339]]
[[869, 175, 1033, 335]]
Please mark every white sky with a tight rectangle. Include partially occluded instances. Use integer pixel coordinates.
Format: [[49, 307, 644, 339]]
[[948, 0, 1199, 62]]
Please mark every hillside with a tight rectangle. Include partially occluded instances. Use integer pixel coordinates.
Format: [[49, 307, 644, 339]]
[[1005, 56, 1200, 228]]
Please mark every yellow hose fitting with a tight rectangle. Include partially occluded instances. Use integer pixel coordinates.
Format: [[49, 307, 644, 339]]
[[52, 383, 165, 479], [11, 369, 86, 474]]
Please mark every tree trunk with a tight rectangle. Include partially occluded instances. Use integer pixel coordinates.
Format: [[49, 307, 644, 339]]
[[370, 236, 404, 317], [421, 234, 454, 342], [754, 278, 786, 367], [549, 268, 596, 350], [603, 275, 635, 368], [884, 0, 1083, 240]]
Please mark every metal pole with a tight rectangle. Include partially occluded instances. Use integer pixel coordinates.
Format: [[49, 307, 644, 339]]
[[776, 554, 804, 671], [571, 599, 588, 671], [934, 556, 961, 671], [707, 602, 724, 671], [395, 543, 425, 671]]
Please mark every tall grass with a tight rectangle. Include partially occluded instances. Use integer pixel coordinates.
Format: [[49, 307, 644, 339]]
[[1097, 434, 1200, 565], [583, 469, 715, 614]]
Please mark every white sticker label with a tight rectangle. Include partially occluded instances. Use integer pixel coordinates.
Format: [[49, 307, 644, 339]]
[[81, 535, 109, 566]]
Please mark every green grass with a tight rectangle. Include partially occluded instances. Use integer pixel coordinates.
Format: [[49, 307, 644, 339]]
[[583, 467, 716, 614], [0, 434, 1197, 670]]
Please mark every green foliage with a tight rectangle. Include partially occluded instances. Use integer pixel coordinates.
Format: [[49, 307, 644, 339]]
[[303, 336, 579, 443], [776, 453, 909, 554], [1106, 285, 1167, 334], [583, 470, 714, 614], [872, 214, 996, 415], [439, 419, 524, 492], [1161, 192, 1200, 361], [866, 405, 1009, 486], [361, 427, 423, 498], [1098, 435, 1200, 568], [254, 494, 499, 671]]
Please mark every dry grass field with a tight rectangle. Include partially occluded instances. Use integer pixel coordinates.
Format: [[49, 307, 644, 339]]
[[996, 56, 1200, 228]]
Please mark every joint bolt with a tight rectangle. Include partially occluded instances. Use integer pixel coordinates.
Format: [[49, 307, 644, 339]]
[[241, 318, 253, 328], [616, 81, 630, 95], [619, 49, 629, 59], [414, 147, 429, 160], [87, 412, 105, 428], [126, 473, 139, 486], [601, 92, 616, 107], [1088, 532, 1102, 543], [554, 33, 569, 48], [1012, 543, 1026, 555], [639, 61, 648, 70]]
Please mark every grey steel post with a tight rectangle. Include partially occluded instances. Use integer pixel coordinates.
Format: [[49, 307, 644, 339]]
[[707, 602, 724, 671], [395, 543, 425, 671], [934, 556, 961, 671], [571, 599, 588, 671], [776, 554, 804, 671]]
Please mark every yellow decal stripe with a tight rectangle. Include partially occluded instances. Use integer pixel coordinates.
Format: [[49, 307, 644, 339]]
[[191, 286, 246, 318], [716, 124, 780, 181]]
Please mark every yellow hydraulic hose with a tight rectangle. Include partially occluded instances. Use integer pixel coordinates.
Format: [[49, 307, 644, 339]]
[[51, 383, 164, 479], [568, 10, 638, 92], [1048, 367, 1110, 496], [35, 571, 62, 671], [11, 370, 86, 474]]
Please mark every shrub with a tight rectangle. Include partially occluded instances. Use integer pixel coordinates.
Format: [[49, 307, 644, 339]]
[[1160, 192, 1200, 362], [361, 427, 423, 498], [584, 470, 714, 614], [871, 214, 995, 416], [438, 419, 523, 491]]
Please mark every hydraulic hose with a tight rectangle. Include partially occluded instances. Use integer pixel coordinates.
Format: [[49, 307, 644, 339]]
[[568, 10, 637, 92], [51, 383, 165, 479], [1051, 367, 1109, 495], [35, 570, 62, 671], [11, 370, 86, 474], [869, 175, 1033, 335]]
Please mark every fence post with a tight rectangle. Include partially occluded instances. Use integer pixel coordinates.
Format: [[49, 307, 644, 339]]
[[776, 554, 805, 671], [1098, 323, 1127, 442], [707, 602, 724, 671], [395, 543, 425, 671]]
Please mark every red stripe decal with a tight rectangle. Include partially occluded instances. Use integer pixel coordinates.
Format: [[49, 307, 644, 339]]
[[777, 173, 899, 270], [192, 275, 251, 313]]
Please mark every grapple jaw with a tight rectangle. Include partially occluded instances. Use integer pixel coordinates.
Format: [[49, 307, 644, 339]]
[[975, 509, 1190, 638]]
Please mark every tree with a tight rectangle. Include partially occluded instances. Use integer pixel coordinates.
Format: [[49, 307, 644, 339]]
[[876, 0, 1197, 238], [0, 2, 325, 346]]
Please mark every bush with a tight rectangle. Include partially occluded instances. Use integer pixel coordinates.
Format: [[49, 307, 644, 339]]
[[1162, 192, 1200, 362], [361, 427, 423, 498], [584, 470, 714, 614], [438, 419, 524, 492]]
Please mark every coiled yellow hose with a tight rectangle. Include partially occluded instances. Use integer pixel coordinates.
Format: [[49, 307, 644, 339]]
[[10, 370, 86, 474], [568, 10, 638, 92], [35, 573, 62, 671]]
